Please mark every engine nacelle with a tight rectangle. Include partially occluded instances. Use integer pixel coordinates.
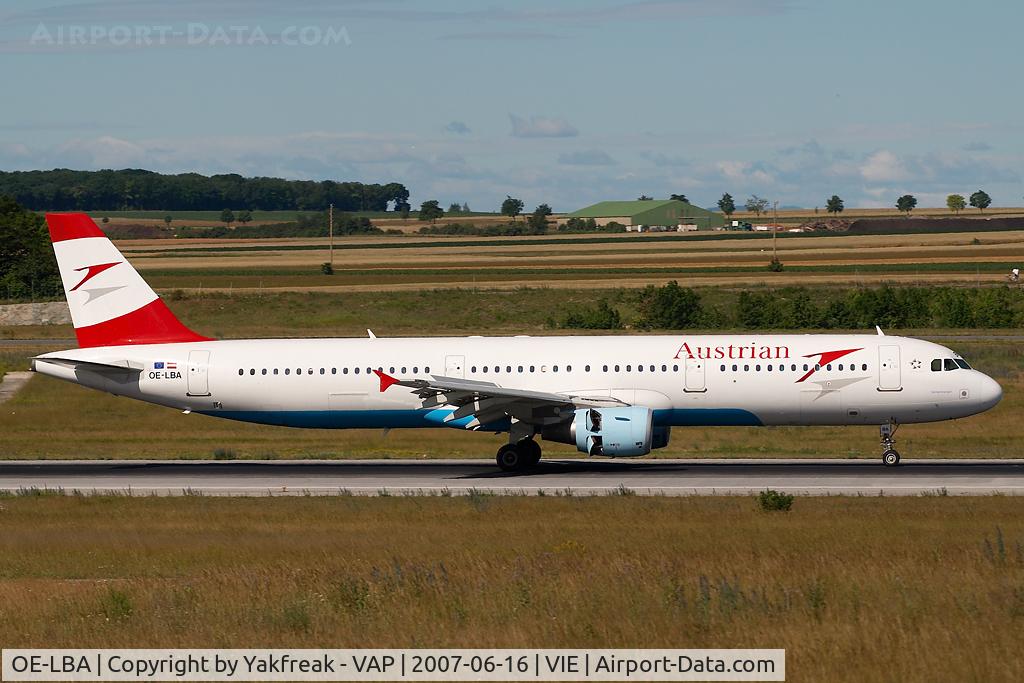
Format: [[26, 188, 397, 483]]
[[570, 407, 654, 457]]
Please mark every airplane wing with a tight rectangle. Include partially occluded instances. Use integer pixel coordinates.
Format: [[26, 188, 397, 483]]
[[373, 370, 628, 430]]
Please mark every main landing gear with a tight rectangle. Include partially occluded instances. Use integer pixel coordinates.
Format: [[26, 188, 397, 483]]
[[880, 422, 900, 467], [496, 438, 542, 472]]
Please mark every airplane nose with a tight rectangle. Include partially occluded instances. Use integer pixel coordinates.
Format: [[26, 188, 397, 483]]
[[976, 373, 1003, 410]]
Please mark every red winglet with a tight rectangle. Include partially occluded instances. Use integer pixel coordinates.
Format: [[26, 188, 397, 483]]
[[373, 369, 400, 392]]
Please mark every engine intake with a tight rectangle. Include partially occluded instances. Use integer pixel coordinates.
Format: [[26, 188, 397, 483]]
[[543, 407, 655, 457]]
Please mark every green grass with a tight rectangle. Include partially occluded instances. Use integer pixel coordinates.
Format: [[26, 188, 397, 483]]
[[0, 495, 1022, 682], [85, 210, 502, 222]]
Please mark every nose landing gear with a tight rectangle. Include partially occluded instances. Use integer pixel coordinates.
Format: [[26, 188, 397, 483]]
[[880, 422, 900, 466]]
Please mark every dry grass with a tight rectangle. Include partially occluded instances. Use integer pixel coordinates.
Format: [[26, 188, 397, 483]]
[[0, 495, 1022, 681]]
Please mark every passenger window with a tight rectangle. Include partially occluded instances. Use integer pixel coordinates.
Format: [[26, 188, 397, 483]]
[[519, 366, 524, 373], [553, 366, 559, 372], [262, 369, 267, 375], [401, 367, 407, 374], [343, 368, 348, 374], [637, 365, 643, 372], [482, 367, 488, 373], [826, 364, 832, 371], [673, 365, 679, 372], [320, 368, 325, 375], [732, 364, 737, 371], [803, 364, 809, 372], [767, 364, 773, 371], [285, 368, 291, 375], [584, 365, 590, 372], [273, 369, 279, 375], [567, 365, 572, 372], [755, 364, 761, 371], [529, 366, 535, 372], [331, 368, 337, 375], [494, 366, 500, 373], [791, 364, 797, 371], [471, 366, 477, 373], [414, 367, 419, 374], [614, 365, 620, 372], [354, 368, 359, 374], [944, 358, 957, 371], [931, 359, 942, 372], [649, 365, 655, 372], [720, 364, 726, 371], [861, 364, 867, 371], [744, 364, 749, 371], [626, 365, 632, 372], [389, 367, 395, 374], [662, 364, 667, 372]]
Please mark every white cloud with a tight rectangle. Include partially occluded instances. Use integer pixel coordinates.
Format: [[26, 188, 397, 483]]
[[859, 150, 909, 182], [509, 113, 578, 138]]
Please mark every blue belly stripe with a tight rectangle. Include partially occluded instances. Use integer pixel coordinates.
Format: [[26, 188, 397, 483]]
[[200, 407, 762, 429]]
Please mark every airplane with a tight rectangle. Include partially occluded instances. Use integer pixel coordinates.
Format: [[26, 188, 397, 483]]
[[31, 213, 1003, 471]]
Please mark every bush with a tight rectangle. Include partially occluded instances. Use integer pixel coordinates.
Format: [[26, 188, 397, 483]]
[[758, 489, 794, 512], [636, 281, 704, 329], [321, 262, 334, 275], [563, 299, 623, 329], [212, 448, 236, 460]]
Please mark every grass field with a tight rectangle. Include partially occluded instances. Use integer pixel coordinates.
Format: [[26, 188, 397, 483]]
[[0, 495, 1022, 681]]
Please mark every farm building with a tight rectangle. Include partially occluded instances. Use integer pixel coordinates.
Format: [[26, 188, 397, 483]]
[[564, 199, 725, 230]]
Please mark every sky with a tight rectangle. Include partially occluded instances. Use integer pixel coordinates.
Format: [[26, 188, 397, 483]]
[[0, 0, 1021, 212]]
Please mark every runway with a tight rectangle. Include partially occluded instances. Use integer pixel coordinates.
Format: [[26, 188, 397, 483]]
[[2, 459, 1024, 496]]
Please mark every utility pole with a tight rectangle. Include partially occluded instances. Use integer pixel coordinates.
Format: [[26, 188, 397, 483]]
[[329, 203, 334, 267], [772, 200, 779, 262]]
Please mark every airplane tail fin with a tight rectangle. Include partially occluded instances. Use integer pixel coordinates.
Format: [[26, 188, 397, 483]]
[[45, 213, 212, 348]]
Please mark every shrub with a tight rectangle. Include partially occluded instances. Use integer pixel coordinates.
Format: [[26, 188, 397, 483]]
[[212, 448, 236, 460], [758, 489, 794, 512], [562, 300, 623, 329], [321, 262, 334, 275]]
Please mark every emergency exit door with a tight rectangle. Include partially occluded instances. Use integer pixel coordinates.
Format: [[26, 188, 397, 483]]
[[445, 355, 465, 379], [684, 357, 706, 392], [187, 350, 211, 396], [877, 345, 902, 391]]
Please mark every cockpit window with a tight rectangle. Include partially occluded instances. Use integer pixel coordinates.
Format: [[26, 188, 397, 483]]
[[954, 359, 971, 370], [931, 359, 942, 372], [943, 358, 958, 371]]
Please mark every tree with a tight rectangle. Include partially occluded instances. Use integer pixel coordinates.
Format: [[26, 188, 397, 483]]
[[461, 202, 470, 213], [395, 201, 411, 219], [946, 194, 966, 214], [418, 200, 444, 224], [0, 196, 62, 300], [163, 214, 173, 228], [717, 193, 736, 218], [744, 195, 770, 216], [237, 210, 253, 225], [501, 195, 524, 221], [826, 195, 844, 214], [220, 208, 235, 225], [527, 204, 552, 234], [637, 194, 653, 201], [896, 194, 917, 215], [669, 193, 689, 203], [447, 202, 462, 215], [969, 189, 991, 213]]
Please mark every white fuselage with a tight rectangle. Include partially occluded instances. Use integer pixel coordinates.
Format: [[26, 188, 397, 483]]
[[34, 334, 1002, 437]]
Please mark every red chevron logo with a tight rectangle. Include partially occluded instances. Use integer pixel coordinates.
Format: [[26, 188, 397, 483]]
[[70, 262, 121, 292], [796, 348, 863, 383]]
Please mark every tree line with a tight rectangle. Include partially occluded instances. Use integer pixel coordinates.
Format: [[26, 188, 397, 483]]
[[562, 282, 1022, 330], [0, 169, 410, 212]]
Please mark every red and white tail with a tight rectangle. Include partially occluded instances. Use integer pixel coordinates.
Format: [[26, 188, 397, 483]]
[[46, 213, 212, 348]]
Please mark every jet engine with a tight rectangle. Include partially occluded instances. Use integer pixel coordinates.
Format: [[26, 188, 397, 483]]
[[543, 407, 658, 457]]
